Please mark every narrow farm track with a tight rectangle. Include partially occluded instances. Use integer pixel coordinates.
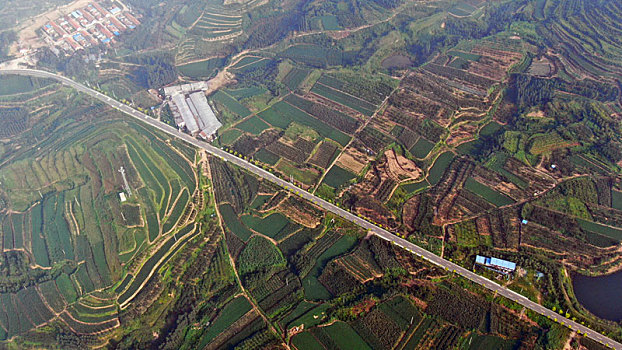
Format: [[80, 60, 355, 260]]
[[2, 68, 620, 349]]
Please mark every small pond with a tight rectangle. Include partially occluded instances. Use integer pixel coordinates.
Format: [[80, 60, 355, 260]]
[[572, 270, 622, 321]]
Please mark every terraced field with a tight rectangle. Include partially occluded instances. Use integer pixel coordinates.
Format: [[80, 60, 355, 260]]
[[189, 9, 243, 41], [0, 79, 200, 340]]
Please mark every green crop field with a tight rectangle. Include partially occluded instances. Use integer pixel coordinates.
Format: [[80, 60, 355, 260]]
[[211, 91, 251, 118], [322, 321, 371, 349], [318, 15, 341, 30], [260, 101, 351, 146], [485, 153, 528, 189], [311, 83, 375, 116], [199, 296, 253, 346], [578, 219, 622, 241], [226, 86, 267, 99], [280, 44, 344, 68], [56, 273, 78, 304], [409, 137, 435, 159], [466, 334, 518, 350], [219, 204, 254, 241], [119, 224, 197, 306], [258, 107, 289, 129], [303, 234, 357, 300], [276, 160, 320, 186], [30, 204, 50, 267], [427, 152, 455, 185], [613, 191, 622, 211], [241, 213, 290, 238], [177, 57, 225, 79], [235, 116, 270, 135], [282, 68, 310, 90], [401, 180, 430, 195], [231, 56, 263, 69], [379, 296, 422, 330], [162, 189, 190, 233], [479, 121, 503, 137], [280, 301, 316, 327], [233, 58, 272, 73], [114, 273, 134, 294], [463, 178, 515, 207], [404, 317, 434, 349], [447, 50, 481, 61], [302, 275, 332, 300], [254, 149, 280, 165], [0, 76, 52, 95], [218, 129, 242, 145], [287, 303, 331, 329], [291, 331, 324, 350], [449, 2, 477, 16], [322, 166, 356, 189]]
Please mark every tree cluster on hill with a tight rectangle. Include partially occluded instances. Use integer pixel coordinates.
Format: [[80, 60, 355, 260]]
[[0, 251, 74, 293], [371, 0, 402, 9], [243, 12, 303, 50], [35, 48, 98, 80], [235, 59, 279, 92], [0, 30, 16, 60], [508, 74, 556, 109], [508, 74, 619, 109], [126, 53, 177, 89], [502, 97, 622, 164], [0, 107, 28, 137], [407, 0, 529, 65]]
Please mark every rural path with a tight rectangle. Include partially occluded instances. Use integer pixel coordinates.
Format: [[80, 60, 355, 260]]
[[2, 68, 620, 350]]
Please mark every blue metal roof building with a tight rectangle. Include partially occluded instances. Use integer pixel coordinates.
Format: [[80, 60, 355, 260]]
[[475, 255, 516, 274]]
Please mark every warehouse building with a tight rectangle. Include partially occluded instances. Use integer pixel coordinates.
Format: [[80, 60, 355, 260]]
[[166, 84, 221, 140], [189, 92, 221, 138], [172, 94, 199, 134], [474, 255, 516, 275], [163, 82, 209, 96]]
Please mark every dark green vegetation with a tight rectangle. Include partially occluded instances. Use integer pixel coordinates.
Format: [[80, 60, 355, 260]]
[[463, 178, 515, 207], [322, 166, 356, 189], [176, 57, 225, 79]]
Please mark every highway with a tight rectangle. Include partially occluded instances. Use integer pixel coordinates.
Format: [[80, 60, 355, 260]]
[[1, 68, 619, 349]]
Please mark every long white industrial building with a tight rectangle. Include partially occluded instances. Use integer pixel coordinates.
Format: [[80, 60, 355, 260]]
[[166, 84, 221, 140], [172, 93, 199, 134], [188, 92, 221, 138]]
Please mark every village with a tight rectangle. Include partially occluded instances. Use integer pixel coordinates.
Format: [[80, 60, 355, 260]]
[[38, 0, 139, 54]]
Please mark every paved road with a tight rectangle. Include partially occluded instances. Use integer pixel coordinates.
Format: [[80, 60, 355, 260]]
[[2, 68, 619, 349]]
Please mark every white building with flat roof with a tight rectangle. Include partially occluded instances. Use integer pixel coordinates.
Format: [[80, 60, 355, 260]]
[[189, 92, 222, 137], [172, 93, 199, 134], [163, 82, 208, 96], [166, 83, 221, 139]]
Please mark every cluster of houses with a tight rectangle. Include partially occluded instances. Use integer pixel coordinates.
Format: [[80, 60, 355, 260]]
[[40, 1, 139, 54]]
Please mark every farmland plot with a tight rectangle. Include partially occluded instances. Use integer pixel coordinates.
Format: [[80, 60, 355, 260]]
[[259, 100, 351, 146]]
